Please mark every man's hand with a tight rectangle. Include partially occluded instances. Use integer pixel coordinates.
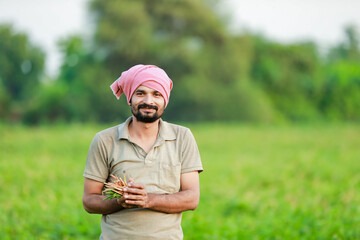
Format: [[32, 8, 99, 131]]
[[121, 179, 150, 208], [84, 171, 200, 214], [120, 171, 200, 213], [115, 195, 134, 208], [83, 178, 125, 214]]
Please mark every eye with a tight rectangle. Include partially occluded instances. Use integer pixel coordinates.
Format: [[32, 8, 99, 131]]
[[154, 92, 162, 97]]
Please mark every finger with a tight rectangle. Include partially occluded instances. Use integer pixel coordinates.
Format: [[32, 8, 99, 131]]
[[127, 182, 145, 189], [125, 199, 146, 208], [117, 197, 136, 208], [122, 203, 136, 208], [123, 184, 146, 193], [124, 193, 146, 201], [124, 188, 146, 197], [127, 177, 135, 185]]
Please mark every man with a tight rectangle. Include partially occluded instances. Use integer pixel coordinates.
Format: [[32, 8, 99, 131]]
[[82, 64, 203, 240]]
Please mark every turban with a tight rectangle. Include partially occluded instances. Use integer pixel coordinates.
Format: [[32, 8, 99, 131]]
[[110, 64, 173, 107]]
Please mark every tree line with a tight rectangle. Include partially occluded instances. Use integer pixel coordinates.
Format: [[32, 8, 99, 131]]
[[1, 0, 360, 124]]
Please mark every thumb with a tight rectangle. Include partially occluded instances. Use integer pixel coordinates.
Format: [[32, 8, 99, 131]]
[[128, 177, 135, 186]]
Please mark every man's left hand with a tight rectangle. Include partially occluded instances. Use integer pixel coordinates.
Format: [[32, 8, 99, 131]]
[[122, 181, 150, 208]]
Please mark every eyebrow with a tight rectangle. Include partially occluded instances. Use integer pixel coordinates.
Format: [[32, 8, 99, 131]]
[[135, 89, 161, 94], [135, 89, 146, 93]]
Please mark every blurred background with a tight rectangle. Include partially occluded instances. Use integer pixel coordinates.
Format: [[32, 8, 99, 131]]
[[0, 0, 360, 124], [1, 1, 360, 239]]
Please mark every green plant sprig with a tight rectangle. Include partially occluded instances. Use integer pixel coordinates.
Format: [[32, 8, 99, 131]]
[[102, 173, 128, 200]]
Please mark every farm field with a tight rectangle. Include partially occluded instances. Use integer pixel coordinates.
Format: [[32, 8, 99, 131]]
[[0, 122, 359, 239]]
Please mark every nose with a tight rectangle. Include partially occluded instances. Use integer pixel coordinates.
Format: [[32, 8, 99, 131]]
[[143, 94, 154, 105]]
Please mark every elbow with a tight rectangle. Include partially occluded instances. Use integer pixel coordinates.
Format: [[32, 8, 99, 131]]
[[189, 203, 198, 211], [188, 196, 199, 211], [83, 204, 97, 214], [82, 196, 96, 214], [83, 205, 94, 214], [82, 198, 92, 213], [192, 199, 199, 210]]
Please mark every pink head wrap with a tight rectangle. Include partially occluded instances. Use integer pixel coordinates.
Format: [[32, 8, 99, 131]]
[[110, 64, 173, 107]]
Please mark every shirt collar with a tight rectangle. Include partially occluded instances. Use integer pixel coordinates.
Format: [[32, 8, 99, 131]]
[[117, 117, 176, 141], [117, 117, 132, 140], [158, 118, 176, 141]]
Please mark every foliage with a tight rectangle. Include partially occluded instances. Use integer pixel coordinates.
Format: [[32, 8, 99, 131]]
[[0, 78, 11, 118], [0, 24, 45, 122], [1, 2, 360, 123], [0, 24, 45, 101], [23, 81, 71, 124], [319, 60, 360, 120], [319, 25, 360, 121], [251, 39, 323, 121], [56, 35, 131, 123], [54, 1, 360, 123], [327, 25, 360, 63], [87, 0, 260, 122], [1, 123, 359, 239]]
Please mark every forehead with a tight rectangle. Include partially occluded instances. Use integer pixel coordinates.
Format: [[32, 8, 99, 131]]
[[135, 85, 158, 92]]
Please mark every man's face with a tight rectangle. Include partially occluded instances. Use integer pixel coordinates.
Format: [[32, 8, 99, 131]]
[[130, 85, 166, 123]]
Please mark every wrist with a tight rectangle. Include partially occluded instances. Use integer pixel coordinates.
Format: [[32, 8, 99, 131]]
[[145, 193, 154, 209], [115, 198, 125, 210]]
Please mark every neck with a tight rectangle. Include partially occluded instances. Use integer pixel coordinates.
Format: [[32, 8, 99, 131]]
[[129, 116, 160, 140]]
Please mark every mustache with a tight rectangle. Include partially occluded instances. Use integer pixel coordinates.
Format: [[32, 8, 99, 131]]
[[138, 103, 158, 111]]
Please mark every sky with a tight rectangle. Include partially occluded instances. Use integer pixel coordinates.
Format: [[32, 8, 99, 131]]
[[1, 0, 360, 76]]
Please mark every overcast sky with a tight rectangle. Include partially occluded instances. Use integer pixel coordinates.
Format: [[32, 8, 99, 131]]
[[1, 0, 359, 76]]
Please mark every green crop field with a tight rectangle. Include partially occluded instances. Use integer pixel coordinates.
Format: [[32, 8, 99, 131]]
[[1, 123, 360, 239]]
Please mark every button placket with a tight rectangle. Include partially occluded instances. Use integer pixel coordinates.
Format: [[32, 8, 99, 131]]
[[139, 148, 146, 156], [144, 147, 157, 165], [144, 151, 152, 164]]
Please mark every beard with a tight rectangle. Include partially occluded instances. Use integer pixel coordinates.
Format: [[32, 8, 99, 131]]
[[131, 103, 164, 123]]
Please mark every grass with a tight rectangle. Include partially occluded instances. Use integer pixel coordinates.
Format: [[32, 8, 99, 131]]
[[1, 122, 359, 239]]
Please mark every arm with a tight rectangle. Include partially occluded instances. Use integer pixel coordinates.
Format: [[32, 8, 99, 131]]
[[82, 177, 126, 214], [123, 171, 200, 213]]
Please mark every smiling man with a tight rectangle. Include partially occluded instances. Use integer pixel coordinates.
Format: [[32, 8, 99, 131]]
[[131, 86, 165, 123], [82, 64, 203, 240]]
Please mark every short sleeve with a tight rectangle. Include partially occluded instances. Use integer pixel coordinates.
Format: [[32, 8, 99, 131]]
[[180, 129, 203, 174], [83, 133, 109, 182]]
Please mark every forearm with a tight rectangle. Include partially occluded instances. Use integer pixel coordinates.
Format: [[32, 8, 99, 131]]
[[145, 189, 199, 214], [83, 193, 123, 214], [122, 171, 201, 213]]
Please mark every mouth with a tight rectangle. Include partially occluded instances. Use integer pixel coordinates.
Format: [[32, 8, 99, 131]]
[[140, 107, 156, 113], [138, 104, 158, 111]]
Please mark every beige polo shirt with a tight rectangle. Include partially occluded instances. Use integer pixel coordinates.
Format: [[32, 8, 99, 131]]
[[84, 117, 203, 240]]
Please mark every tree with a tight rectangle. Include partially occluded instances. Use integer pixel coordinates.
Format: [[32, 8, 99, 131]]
[[328, 25, 360, 63], [0, 24, 45, 101], [72, 0, 274, 122], [251, 37, 323, 121], [56, 35, 131, 122], [319, 25, 360, 121]]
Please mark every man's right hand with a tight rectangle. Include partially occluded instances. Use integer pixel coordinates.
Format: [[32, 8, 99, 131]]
[[83, 178, 124, 214], [116, 195, 136, 209]]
